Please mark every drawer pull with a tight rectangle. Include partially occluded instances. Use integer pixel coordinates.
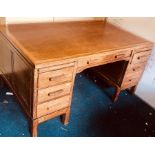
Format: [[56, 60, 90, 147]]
[[137, 55, 149, 60], [129, 79, 132, 82], [115, 54, 124, 59], [49, 74, 65, 81], [87, 61, 90, 65], [48, 89, 64, 96], [133, 68, 136, 71]]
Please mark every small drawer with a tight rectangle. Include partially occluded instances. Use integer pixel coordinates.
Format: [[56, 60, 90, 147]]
[[126, 63, 146, 77], [38, 82, 72, 103], [37, 95, 70, 117], [122, 77, 139, 89], [131, 51, 151, 64], [38, 66, 74, 88]]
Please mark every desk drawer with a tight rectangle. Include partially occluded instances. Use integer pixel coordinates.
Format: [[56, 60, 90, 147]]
[[38, 82, 72, 103], [112, 50, 131, 61], [38, 65, 74, 88], [37, 95, 70, 117], [122, 77, 138, 89], [127, 63, 146, 76], [78, 54, 111, 68], [131, 51, 151, 64], [77, 50, 131, 71]]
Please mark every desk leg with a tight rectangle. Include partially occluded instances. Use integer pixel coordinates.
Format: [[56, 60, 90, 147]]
[[61, 107, 71, 125], [30, 119, 38, 137], [112, 87, 121, 102]]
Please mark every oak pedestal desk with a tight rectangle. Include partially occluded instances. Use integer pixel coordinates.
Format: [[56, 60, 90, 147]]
[[0, 21, 153, 136]]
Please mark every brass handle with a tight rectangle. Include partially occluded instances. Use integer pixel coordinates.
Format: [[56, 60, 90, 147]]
[[48, 89, 64, 96], [49, 74, 65, 81]]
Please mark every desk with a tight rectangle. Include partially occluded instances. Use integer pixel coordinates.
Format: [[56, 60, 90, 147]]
[[0, 21, 153, 136]]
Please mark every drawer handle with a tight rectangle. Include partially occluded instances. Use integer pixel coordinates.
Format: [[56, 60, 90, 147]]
[[129, 79, 132, 82], [133, 68, 136, 71], [87, 61, 90, 65], [49, 74, 65, 81], [115, 54, 124, 59], [48, 89, 64, 96], [137, 55, 149, 60]]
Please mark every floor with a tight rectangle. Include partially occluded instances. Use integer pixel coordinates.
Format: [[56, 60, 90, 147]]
[[0, 72, 155, 137]]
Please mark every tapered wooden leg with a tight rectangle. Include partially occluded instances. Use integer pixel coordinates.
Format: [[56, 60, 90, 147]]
[[61, 107, 71, 125], [112, 87, 121, 102], [30, 119, 38, 137]]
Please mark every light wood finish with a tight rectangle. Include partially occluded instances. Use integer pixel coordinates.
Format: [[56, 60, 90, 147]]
[[38, 64, 74, 88], [89, 48, 152, 102], [37, 95, 70, 117], [0, 20, 153, 136], [38, 82, 72, 103]]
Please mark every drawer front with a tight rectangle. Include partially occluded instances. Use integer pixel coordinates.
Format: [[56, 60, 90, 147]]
[[122, 77, 138, 89], [131, 51, 151, 64], [38, 82, 72, 103], [122, 68, 144, 89], [126, 63, 146, 78], [77, 50, 131, 71], [38, 66, 74, 88], [37, 95, 70, 117], [78, 54, 112, 69], [112, 50, 131, 61]]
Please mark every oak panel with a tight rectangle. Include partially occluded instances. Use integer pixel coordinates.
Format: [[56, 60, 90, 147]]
[[38, 82, 72, 103], [37, 95, 70, 118], [38, 65, 74, 88]]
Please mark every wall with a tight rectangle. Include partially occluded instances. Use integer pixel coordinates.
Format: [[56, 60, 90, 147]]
[[0, 17, 6, 25], [108, 17, 155, 108]]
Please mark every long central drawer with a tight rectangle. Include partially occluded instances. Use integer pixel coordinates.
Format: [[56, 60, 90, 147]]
[[77, 49, 132, 72]]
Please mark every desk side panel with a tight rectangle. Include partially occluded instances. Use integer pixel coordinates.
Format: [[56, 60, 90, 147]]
[[0, 33, 34, 118]]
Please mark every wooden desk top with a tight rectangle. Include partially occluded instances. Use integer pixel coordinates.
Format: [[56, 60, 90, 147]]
[[0, 21, 152, 65]]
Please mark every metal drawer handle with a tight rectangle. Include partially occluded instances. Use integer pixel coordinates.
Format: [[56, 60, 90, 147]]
[[49, 74, 65, 81], [48, 89, 64, 96]]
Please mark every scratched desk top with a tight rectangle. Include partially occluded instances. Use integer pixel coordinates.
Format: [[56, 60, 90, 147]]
[[0, 21, 151, 65]]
